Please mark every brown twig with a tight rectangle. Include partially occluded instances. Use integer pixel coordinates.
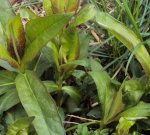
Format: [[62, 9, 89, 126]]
[[67, 114, 100, 123]]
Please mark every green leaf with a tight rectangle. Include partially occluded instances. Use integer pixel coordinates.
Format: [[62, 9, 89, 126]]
[[74, 124, 91, 135], [0, 70, 16, 95], [6, 15, 25, 61], [79, 31, 89, 59], [0, 71, 17, 114], [60, 59, 90, 69], [89, 58, 103, 71], [89, 59, 124, 124], [0, 0, 15, 27], [27, 52, 51, 77], [43, 81, 59, 93], [95, 12, 150, 76], [123, 76, 149, 106], [120, 102, 150, 118], [0, 45, 19, 68], [22, 14, 71, 65], [60, 26, 79, 62], [106, 90, 124, 124], [50, 0, 65, 13], [0, 59, 16, 71], [6, 117, 34, 135], [116, 117, 135, 135], [42, 0, 53, 15], [50, 0, 79, 14], [15, 71, 65, 135], [65, 0, 80, 13], [74, 4, 96, 26], [5, 105, 27, 125], [0, 22, 6, 45], [89, 70, 116, 122], [62, 86, 81, 103], [47, 42, 59, 69], [0, 89, 19, 115]]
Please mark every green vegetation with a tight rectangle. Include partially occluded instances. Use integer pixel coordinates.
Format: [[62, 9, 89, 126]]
[[0, 0, 150, 134]]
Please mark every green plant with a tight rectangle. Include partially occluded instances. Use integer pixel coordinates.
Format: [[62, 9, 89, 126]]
[[0, 0, 150, 135], [0, 0, 73, 134]]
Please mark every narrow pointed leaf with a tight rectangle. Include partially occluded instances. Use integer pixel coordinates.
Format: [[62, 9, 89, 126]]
[[15, 71, 65, 135], [95, 12, 150, 76], [89, 59, 124, 124], [106, 90, 124, 123], [6, 15, 25, 60], [89, 71, 116, 121]]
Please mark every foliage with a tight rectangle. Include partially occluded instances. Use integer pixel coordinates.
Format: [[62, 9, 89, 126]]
[[0, 0, 150, 135]]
